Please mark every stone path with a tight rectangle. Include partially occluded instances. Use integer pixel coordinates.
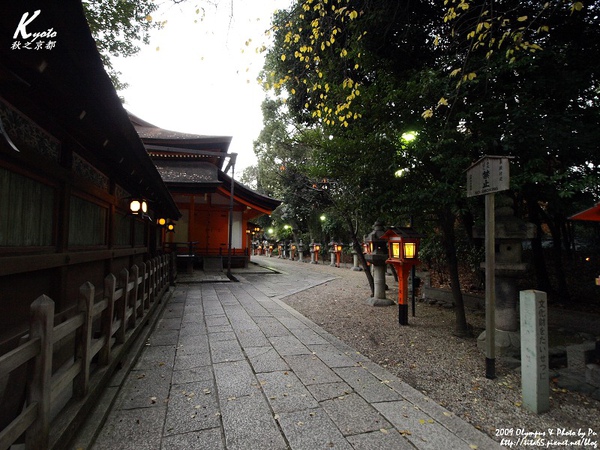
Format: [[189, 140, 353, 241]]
[[76, 259, 502, 449]]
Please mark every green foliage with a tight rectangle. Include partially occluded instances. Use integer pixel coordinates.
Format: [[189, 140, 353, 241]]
[[83, 0, 160, 90], [259, 0, 600, 313]]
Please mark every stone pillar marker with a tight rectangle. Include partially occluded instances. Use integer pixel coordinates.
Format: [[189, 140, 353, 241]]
[[520, 290, 550, 414]]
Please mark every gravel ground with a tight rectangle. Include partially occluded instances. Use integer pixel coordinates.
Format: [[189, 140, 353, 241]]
[[278, 260, 600, 449]]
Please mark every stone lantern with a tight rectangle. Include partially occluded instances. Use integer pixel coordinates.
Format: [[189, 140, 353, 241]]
[[298, 240, 304, 263], [364, 221, 393, 306], [476, 195, 536, 356], [351, 246, 363, 271]]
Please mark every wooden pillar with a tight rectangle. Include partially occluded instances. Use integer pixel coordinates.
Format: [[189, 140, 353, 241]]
[[26, 295, 54, 450]]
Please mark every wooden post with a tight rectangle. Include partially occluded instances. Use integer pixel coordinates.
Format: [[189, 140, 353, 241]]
[[75, 282, 94, 397], [485, 193, 496, 379], [139, 262, 147, 311], [520, 290, 550, 413], [26, 295, 54, 450], [146, 260, 153, 305], [116, 268, 129, 344], [130, 265, 140, 322], [100, 273, 116, 365]]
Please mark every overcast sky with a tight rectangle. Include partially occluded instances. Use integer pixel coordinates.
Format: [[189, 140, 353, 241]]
[[113, 0, 291, 173]]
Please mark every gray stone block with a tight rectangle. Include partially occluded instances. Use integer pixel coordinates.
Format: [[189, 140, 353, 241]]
[[258, 370, 319, 413], [214, 360, 261, 398], [306, 381, 353, 402], [134, 345, 177, 371], [308, 344, 360, 368], [93, 406, 166, 450], [209, 338, 245, 363], [172, 365, 214, 385], [164, 381, 220, 436], [567, 342, 597, 371], [333, 367, 401, 403], [276, 408, 353, 449], [284, 354, 343, 385], [269, 335, 312, 356], [220, 393, 287, 450], [116, 369, 171, 410], [174, 351, 211, 371], [160, 427, 224, 450], [246, 346, 290, 373], [373, 400, 479, 450], [235, 329, 270, 348], [320, 392, 391, 436], [586, 364, 600, 388], [346, 429, 416, 450]]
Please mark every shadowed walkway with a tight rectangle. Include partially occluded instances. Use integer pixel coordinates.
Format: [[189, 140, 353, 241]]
[[72, 259, 502, 450]]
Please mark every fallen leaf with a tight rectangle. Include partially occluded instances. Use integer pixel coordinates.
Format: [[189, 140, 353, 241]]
[[399, 430, 412, 436], [150, 397, 157, 404], [380, 428, 389, 434]]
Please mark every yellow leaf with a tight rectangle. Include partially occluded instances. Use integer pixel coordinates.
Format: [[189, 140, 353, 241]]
[[422, 109, 433, 119], [470, 445, 478, 449], [450, 68, 461, 77], [145, 15, 153, 22], [517, 16, 528, 22], [281, 54, 286, 61]]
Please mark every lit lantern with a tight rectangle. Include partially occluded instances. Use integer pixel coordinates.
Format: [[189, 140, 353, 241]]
[[310, 241, 322, 264], [381, 226, 422, 325], [166, 221, 176, 233], [332, 242, 343, 267], [129, 198, 148, 215], [157, 217, 167, 227]]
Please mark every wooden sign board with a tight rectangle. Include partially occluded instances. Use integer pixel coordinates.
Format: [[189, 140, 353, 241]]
[[466, 156, 510, 197]]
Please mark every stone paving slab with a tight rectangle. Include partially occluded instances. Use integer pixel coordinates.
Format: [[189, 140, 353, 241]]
[[85, 260, 503, 450]]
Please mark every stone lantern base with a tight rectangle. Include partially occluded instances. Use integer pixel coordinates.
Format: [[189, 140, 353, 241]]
[[477, 329, 521, 358], [366, 297, 395, 307]]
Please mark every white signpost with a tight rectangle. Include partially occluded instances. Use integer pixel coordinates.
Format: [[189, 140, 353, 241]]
[[466, 156, 511, 379]]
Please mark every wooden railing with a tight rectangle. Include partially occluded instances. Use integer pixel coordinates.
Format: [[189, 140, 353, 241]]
[[0, 254, 175, 450]]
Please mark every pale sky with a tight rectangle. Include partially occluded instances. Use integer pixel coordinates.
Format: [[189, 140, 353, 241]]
[[113, 0, 292, 173]]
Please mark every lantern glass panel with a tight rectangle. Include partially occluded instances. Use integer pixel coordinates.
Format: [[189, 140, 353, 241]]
[[391, 242, 400, 259], [404, 242, 416, 259], [130, 200, 141, 213]]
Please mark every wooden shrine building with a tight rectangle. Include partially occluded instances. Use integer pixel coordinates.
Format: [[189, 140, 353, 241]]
[[0, 1, 180, 447], [130, 114, 281, 269]]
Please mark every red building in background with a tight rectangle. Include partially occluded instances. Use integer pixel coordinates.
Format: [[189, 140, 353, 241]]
[[131, 114, 280, 269]]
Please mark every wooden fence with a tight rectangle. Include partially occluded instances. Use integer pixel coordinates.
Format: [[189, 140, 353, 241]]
[[0, 254, 175, 450]]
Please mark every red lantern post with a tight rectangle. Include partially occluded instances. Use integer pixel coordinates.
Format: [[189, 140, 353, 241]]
[[381, 227, 422, 325]]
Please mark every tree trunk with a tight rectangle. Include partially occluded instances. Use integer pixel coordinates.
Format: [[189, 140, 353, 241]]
[[345, 216, 374, 295], [547, 216, 570, 303], [525, 195, 553, 293], [438, 210, 470, 336]]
